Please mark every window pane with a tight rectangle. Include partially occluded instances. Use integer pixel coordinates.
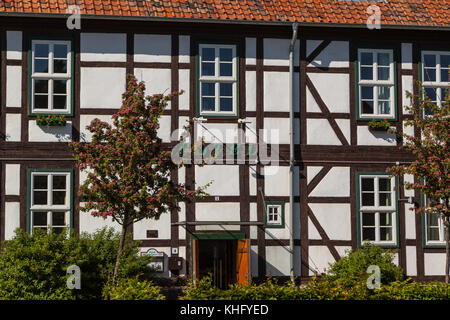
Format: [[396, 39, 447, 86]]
[[362, 192, 375, 206], [425, 87, 437, 102], [379, 212, 392, 226], [201, 62, 215, 76], [53, 96, 67, 110], [34, 95, 49, 109], [427, 227, 440, 241], [54, 80, 67, 94], [427, 212, 439, 226], [220, 98, 233, 112], [220, 83, 232, 97], [362, 227, 375, 241], [33, 212, 47, 226], [378, 86, 390, 100], [201, 98, 215, 111], [379, 178, 391, 191], [220, 63, 232, 77], [201, 82, 215, 96], [54, 59, 67, 73], [33, 191, 48, 205], [380, 227, 392, 241], [423, 68, 436, 82], [362, 101, 374, 114], [361, 52, 373, 65], [441, 69, 449, 82], [54, 45, 68, 59], [53, 191, 66, 205], [424, 55, 436, 67], [34, 59, 49, 73], [379, 193, 392, 206], [377, 67, 390, 81], [219, 48, 232, 62], [362, 212, 375, 226], [35, 44, 49, 58], [202, 48, 215, 61], [378, 101, 390, 115], [52, 211, 66, 226], [53, 175, 67, 189], [441, 55, 450, 68], [377, 53, 390, 66], [361, 86, 374, 99], [361, 178, 374, 191], [360, 67, 373, 80], [34, 80, 49, 93], [52, 227, 65, 235], [34, 175, 48, 189]]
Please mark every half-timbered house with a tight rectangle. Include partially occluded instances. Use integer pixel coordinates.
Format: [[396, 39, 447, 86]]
[[0, 0, 449, 287]]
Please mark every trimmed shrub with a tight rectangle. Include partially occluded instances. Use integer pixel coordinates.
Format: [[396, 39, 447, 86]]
[[104, 278, 165, 300], [0, 227, 153, 300]]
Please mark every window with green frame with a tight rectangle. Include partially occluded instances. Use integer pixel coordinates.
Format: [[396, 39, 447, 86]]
[[422, 195, 446, 247], [357, 173, 398, 247], [197, 43, 238, 117], [29, 39, 73, 115], [27, 169, 73, 234], [264, 201, 285, 228]]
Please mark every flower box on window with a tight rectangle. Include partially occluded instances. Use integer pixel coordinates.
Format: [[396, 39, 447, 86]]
[[36, 114, 67, 127], [368, 118, 390, 131]]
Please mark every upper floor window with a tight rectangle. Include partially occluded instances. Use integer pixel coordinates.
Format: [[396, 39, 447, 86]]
[[423, 196, 446, 246], [357, 49, 395, 119], [358, 174, 397, 246], [31, 40, 72, 114], [28, 170, 72, 234], [198, 44, 237, 117], [421, 51, 449, 114]]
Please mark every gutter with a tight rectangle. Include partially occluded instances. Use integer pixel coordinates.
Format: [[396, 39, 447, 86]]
[[288, 22, 298, 283], [0, 12, 449, 31]]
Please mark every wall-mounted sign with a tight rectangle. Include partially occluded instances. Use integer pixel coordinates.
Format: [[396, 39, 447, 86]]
[[142, 248, 164, 273], [146, 230, 158, 238]]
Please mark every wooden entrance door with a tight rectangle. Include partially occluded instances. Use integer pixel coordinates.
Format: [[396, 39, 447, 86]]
[[236, 239, 250, 286]]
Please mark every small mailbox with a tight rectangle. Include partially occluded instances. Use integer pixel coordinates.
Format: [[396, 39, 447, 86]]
[[168, 257, 183, 271], [142, 248, 165, 273]]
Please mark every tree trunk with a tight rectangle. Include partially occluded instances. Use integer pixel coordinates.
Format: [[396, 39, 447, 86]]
[[112, 215, 129, 286], [445, 216, 449, 284]]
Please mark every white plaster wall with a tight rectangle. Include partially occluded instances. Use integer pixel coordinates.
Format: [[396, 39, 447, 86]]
[[401, 43, 413, 70], [249, 167, 257, 197], [309, 203, 352, 240], [134, 68, 172, 109], [5, 202, 20, 240], [404, 174, 415, 197], [263, 117, 300, 144], [246, 37, 257, 65], [79, 114, 114, 142], [195, 165, 240, 196], [308, 41, 349, 68], [404, 203, 416, 239], [79, 210, 122, 234], [251, 246, 258, 277], [80, 67, 126, 108], [307, 73, 349, 113], [133, 212, 171, 240], [402, 75, 414, 114], [28, 120, 72, 142], [243, 117, 257, 144], [179, 35, 190, 64], [424, 253, 446, 276], [5, 164, 20, 196], [306, 87, 322, 113], [403, 120, 414, 145], [5, 113, 21, 142], [264, 71, 299, 112], [307, 166, 323, 184], [308, 245, 335, 275], [195, 202, 240, 231], [6, 65, 21, 108], [195, 122, 239, 144], [264, 202, 300, 240], [157, 115, 171, 143], [264, 165, 300, 197], [178, 202, 186, 240], [80, 33, 126, 62], [134, 34, 171, 63], [405, 246, 417, 276], [265, 246, 291, 276], [246, 71, 257, 112], [335, 119, 351, 144], [263, 38, 299, 66], [308, 217, 321, 240], [357, 126, 397, 146], [309, 167, 350, 197], [178, 69, 190, 110], [250, 202, 257, 239], [178, 166, 185, 185], [6, 31, 22, 60], [178, 245, 187, 275], [307, 119, 341, 145]]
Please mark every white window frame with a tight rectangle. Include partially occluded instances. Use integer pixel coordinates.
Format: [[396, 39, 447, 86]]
[[198, 44, 237, 116], [421, 51, 449, 109], [423, 196, 446, 245], [31, 40, 72, 114], [359, 175, 397, 246], [266, 204, 282, 226], [358, 49, 395, 119], [30, 172, 71, 234]]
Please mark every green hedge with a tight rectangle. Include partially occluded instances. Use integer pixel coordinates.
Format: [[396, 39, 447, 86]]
[[104, 278, 165, 300]]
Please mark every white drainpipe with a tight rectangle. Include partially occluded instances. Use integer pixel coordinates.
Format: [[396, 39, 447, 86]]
[[289, 22, 298, 283]]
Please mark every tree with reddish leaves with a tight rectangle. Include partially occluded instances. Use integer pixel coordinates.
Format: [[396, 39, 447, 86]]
[[70, 74, 208, 285], [388, 85, 449, 283]]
